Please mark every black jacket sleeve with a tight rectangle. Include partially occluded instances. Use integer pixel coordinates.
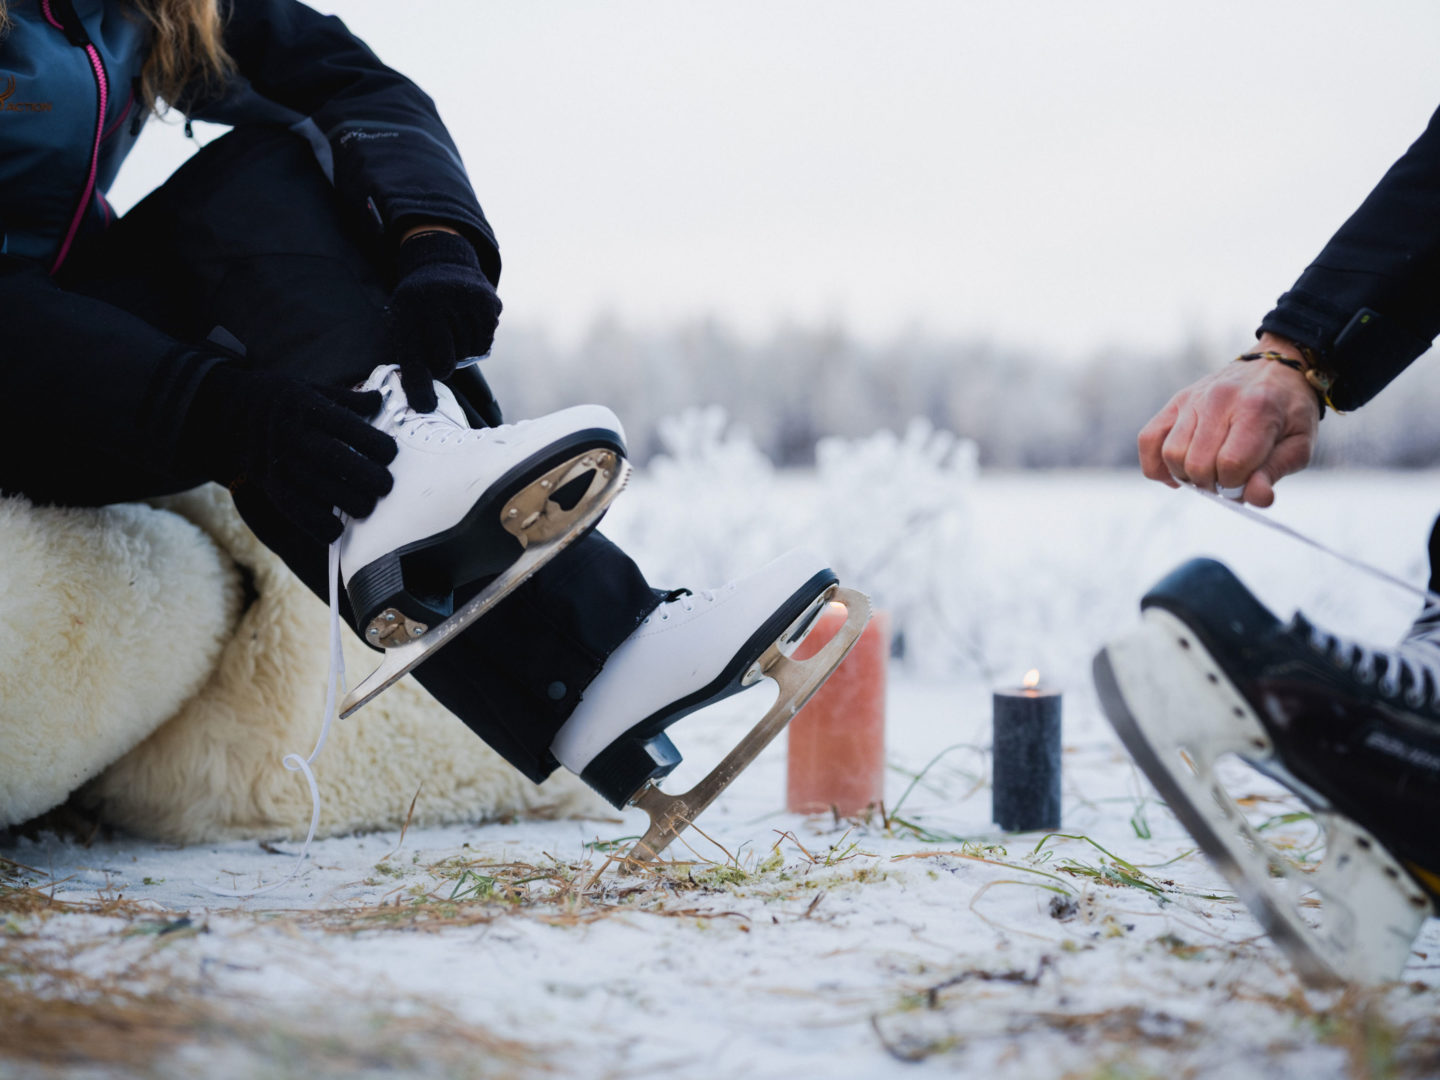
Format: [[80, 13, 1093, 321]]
[[0, 260, 220, 502], [1259, 104, 1440, 410], [195, 0, 500, 284]]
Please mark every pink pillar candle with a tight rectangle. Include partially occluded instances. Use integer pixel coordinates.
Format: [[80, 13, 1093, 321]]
[[786, 607, 888, 816]]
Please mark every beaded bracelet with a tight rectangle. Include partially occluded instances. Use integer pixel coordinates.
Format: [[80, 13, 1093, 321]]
[[1292, 343, 1341, 413], [1236, 350, 1335, 418]]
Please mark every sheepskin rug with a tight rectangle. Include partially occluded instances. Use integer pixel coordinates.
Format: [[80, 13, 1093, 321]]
[[0, 486, 604, 842]]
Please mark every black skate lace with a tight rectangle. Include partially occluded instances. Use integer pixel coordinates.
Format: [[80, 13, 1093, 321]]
[[1306, 621, 1440, 709], [654, 586, 718, 618]]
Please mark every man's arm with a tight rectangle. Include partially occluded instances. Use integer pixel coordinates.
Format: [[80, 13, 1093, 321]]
[[1139, 103, 1440, 502], [1260, 104, 1440, 410]]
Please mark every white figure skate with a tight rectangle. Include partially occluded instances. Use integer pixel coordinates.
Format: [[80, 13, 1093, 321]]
[[1093, 557, 1440, 985], [338, 365, 630, 717], [552, 549, 870, 867]]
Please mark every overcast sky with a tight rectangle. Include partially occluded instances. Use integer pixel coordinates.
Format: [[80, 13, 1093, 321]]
[[110, 1, 1440, 360]]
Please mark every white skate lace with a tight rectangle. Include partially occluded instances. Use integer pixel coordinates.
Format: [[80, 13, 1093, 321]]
[[1304, 622, 1440, 710], [1191, 484, 1440, 614], [206, 537, 346, 898], [396, 408, 474, 446], [381, 376, 496, 446], [1191, 483, 1440, 705]]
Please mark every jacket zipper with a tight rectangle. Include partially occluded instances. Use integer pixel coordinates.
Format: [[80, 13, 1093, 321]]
[[42, 0, 109, 275]]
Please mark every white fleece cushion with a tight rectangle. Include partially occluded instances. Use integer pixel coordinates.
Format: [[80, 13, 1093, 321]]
[[0, 495, 239, 827], [82, 485, 606, 842], [0, 485, 606, 841]]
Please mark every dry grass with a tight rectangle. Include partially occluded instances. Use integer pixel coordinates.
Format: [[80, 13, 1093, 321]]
[[1236, 984, 1440, 1080], [1, 854, 154, 922], [0, 926, 539, 1077], [871, 997, 1201, 1066], [0, 840, 819, 1076], [11, 821, 1440, 1080], [277, 848, 774, 936], [871, 968, 1440, 1077]]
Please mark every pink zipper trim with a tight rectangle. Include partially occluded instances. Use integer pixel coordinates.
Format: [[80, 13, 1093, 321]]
[[101, 87, 133, 142], [44, 0, 108, 274]]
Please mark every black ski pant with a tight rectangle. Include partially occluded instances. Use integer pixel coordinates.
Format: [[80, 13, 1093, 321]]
[[1430, 517, 1440, 598], [2, 125, 659, 784]]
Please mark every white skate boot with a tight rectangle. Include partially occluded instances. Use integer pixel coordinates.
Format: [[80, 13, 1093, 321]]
[[552, 549, 870, 867], [338, 365, 630, 716]]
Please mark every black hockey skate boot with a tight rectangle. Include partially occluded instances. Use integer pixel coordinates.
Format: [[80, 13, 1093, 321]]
[[337, 365, 630, 716], [1093, 556, 1440, 985], [551, 549, 871, 867]]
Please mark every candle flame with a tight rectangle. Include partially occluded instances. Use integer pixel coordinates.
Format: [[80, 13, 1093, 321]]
[[1023, 669, 1041, 690]]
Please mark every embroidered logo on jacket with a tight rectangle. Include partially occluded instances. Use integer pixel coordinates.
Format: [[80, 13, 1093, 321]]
[[338, 129, 399, 145], [0, 75, 55, 113]]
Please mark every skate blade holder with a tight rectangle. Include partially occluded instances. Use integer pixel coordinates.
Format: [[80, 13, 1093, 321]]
[[1095, 607, 1435, 986], [340, 454, 632, 718], [360, 450, 621, 649], [618, 584, 872, 873], [501, 449, 621, 549]]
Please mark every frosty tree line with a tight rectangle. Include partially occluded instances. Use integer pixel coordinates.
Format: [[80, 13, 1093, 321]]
[[491, 317, 1440, 469]]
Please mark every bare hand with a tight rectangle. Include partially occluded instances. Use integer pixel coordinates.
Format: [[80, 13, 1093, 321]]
[[1137, 334, 1319, 507]]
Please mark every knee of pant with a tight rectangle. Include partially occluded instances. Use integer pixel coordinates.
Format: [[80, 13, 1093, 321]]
[[406, 654, 563, 785], [514, 531, 661, 659], [454, 589, 606, 720]]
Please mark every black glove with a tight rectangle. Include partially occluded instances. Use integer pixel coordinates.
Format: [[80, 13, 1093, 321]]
[[179, 362, 398, 544], [389, 230, 503, 412]]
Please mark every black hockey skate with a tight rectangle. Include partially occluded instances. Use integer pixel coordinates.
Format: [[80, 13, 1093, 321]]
[[1093, 557, 1440, 985]]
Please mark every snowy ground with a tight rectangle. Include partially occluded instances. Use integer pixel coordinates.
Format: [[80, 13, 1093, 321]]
[[7, 468, 1440, 1079]]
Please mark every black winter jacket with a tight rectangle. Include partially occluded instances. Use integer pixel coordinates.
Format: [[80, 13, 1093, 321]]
[[0, 0, 497, 480], [1260, 104, 1440, 411]]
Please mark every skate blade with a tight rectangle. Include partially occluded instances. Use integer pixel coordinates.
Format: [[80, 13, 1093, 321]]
[[620, 584, 871, 871], [1094, 608, 1434, 986], [340, 457, 632, 718]]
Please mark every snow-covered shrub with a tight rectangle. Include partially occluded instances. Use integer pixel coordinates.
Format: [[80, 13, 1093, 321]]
[[811, 419, 978, 673], [604, 410, 980, 674], [606, 406, 790, 589]]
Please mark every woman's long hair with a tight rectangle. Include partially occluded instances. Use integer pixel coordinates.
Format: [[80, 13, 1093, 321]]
[[0, 0, 232, 110]]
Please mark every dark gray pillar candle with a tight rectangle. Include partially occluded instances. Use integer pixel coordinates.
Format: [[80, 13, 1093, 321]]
[[992, 682, 1062, 832]]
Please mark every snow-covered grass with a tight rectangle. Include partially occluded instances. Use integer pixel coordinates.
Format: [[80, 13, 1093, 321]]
[[7, 464, 1440, 1079]]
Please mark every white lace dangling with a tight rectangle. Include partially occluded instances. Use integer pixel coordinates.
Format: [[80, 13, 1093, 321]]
[[205, 535, 347, 898]]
